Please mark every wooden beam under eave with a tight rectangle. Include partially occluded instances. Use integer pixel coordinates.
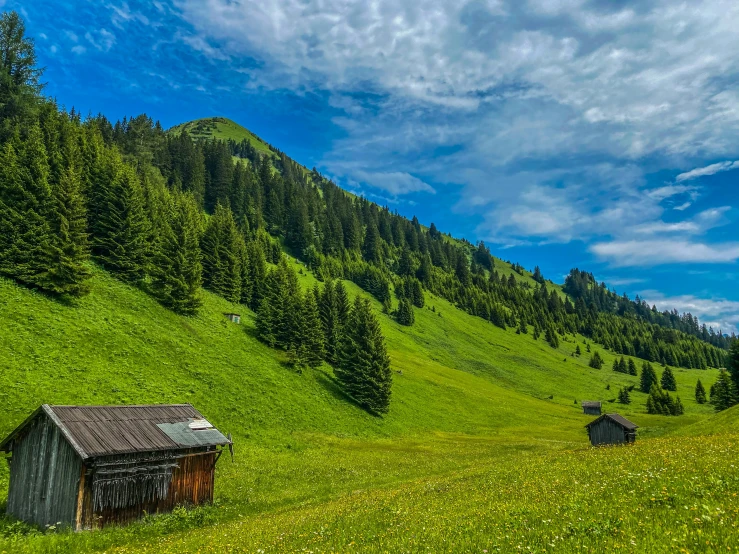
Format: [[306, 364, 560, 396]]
[[75, 464, 86, 531]]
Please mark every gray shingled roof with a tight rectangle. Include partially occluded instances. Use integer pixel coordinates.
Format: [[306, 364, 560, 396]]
[[585, 413, 638, 430], [581, 401, 601, 408], [0, 404, 230, 459]]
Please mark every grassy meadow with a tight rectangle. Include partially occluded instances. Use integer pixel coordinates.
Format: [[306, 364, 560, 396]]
[[0, 259, 733, 553]]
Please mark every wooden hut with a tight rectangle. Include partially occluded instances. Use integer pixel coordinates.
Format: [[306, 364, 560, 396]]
[[0, 404, 231, 530], [581, 401, 602, 415], [585, 413, 638, 446], [225, 313, 241, 324]]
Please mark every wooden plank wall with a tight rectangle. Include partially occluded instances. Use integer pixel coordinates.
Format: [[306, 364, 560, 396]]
[[80, 451, 217, 529], [6, 415, 81, 528], [588, 418, 627, 446]]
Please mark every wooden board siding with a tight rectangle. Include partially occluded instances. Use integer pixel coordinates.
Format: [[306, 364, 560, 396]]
[[6, 415, 82, 528], [588, 418, 630, 446], [79, 451, 217, 529]]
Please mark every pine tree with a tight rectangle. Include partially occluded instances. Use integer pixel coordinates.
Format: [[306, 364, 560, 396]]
[[575, 344, 581, 356], [200, 203, 241, 302], [545, 325, 559, 349], [711, 370, 737, 412], [396, 297, 415, 326], [628, 358, 638, 376], [639, 362, 658, 393], [589, 351, 603, 369], [294, 289, 325, 368], [93, 159, 150, 283], [335, 280, 350, 327], [618, 356, 627, 373], [618, 387, 631, 404], [660, 366, 677, 391], [336, 296, 392, 414], [727, 340, 739, 396], [695, 379, 707, 404], [151, 193, 203, 314], [319, 280, 345, 365], [0, 132, 55, 290]]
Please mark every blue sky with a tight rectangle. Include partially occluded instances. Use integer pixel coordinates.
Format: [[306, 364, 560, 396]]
[[9, 0, 739, 332]]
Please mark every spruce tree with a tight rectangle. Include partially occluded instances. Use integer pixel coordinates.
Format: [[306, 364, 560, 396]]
[[151, 193, 203, 314], [711, 370, 736, 412], [695, 379, 707, 404], [618, 356, 627, 373], [93, 160, 151, 283], [294, 289, 325, 368], [201, 203, 241, 302], [336, 297, 392, 414], [588, 351, 603, 369], [660, 366, 677, 392], [628, 358, 638, 376], [319, 279, 343, 364], [335, 280, 350, 327], [618, 387, 631, 404], [396, 297, 414, 326], [639, 362, 658, 393]]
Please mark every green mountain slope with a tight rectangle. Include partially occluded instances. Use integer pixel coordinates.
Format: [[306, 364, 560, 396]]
[[169, 117, 275, 157], [0, 260, 727, 553]]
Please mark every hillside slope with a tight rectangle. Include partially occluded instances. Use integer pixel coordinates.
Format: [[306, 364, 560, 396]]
[[169, 117, 275, 158], [0, 261, 726, 552]]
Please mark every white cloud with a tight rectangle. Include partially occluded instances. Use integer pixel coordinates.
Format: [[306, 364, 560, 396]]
[[676, 160, 739, 182], [71, 45, 86, 55], [85, 29, 116, 52], [590, 240, 739, 266], [170, 0, 739, 247], [344, 170, 435, 196]]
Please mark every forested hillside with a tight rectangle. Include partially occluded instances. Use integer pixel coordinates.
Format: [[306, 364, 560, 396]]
[[1, 9, 738, 417]]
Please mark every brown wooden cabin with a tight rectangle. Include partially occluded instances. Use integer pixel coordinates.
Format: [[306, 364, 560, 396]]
[[581, 401, 602, 415], [585, 413, 638, 446], [0, 404, 231, 530]]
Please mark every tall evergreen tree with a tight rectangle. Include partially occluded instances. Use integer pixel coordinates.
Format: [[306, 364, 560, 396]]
[[711, 370, 737, 412], [0, 11, 44, 138], [294, 289, 325, 368], [336, 296, 392, 414], [628, 358, 638, 376], [151, 193, 203, 314], [695, 379, 707, 404], [200, 203, 241, 302], [396, 297, 415, 326], [639, 362, 658, 393], [660, 366, 677, 391], [588, 351, 604, 369]]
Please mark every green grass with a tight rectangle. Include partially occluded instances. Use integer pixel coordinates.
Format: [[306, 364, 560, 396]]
[[168, 117, 275, 157], [0, 260, 730, 553]]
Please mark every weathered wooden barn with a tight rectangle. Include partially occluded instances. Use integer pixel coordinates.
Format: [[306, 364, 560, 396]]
[[0, 404, 231, 530], [585, 413, 638, 446], [581, 401, 602, 415]]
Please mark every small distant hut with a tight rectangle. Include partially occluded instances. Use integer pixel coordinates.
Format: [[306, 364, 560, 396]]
[[585, 413, 638, 446], [225, 313, 241, 324], [0, 404, 231, 530], [581, 401, 602, 415]]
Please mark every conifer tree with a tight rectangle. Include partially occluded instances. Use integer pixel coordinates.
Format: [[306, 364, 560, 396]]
[[335, 280, 350, 327], [628, 358, 638, 376], [396, 297, 415, 326], [319, 279, 343, 364], [246, 239, 267, 311], [711, 370, 737, 412], [639, 362, 658, 393], [618, 387, 631, 404], [575, 344, 581, 356], [589, 351, 604, 369], [618, 356, 627, 373], [294, 289, 325, 368], [93, 158, 150, 283], [151, 193, 203, 314], [336, 296, 392, 414], [0, 131, 56, 290], [201, 203, 241, 302], [660, 366, 677, 391], [695, 379, 707, 404]]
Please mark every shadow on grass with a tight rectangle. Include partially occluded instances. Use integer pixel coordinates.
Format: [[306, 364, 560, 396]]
[[314, 369, 385, 418]]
